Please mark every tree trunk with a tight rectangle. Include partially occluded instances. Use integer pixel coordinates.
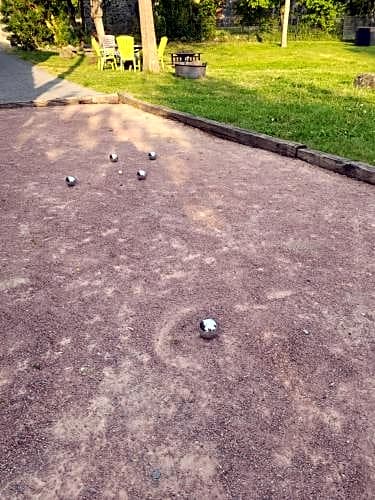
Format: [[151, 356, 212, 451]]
[[79, 0, 86, 31], [66, 0, 77, 27], [138, 0, 160, 73], [91, 0, 105, 43], [281, 0, 290, 48]]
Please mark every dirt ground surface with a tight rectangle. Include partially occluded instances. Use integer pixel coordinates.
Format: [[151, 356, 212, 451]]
[[0, 104, 374, 500]]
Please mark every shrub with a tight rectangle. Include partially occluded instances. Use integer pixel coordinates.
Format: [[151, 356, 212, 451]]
[[234, 0, 345, 37], [154, 0, 221, 41], [299, 0, 345, 33], [46, 13, 79, 47], [1, 0, 51, 49], [234, 0, 276, 27], [0, 0, 79, 49], [196, 0, 219, 40]]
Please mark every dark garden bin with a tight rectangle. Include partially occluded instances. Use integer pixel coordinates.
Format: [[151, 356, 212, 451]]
[[355, 27, 375, 46]]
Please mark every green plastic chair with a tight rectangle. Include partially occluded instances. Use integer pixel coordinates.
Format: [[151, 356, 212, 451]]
[[157, 36, 168, 71], [116, 35, 140, 71], [91, 36, 116, 71]]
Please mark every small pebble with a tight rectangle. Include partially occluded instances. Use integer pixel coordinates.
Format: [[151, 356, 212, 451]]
[[151, 469, 161, 480], [109, 153, 118, 162], [302, 329, 310, 335], [148, 152, 157, 160], [118, 170, 123, 175]]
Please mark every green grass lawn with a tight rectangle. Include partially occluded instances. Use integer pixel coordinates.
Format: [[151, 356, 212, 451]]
[[17, 41, 375, 165]]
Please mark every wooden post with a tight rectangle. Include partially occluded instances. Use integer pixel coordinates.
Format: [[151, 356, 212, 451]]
[[281, 0, 290, 48], [91, 0, 105, 43], [138, 0, 160, 73]]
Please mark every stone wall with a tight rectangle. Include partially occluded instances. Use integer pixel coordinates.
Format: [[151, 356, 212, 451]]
[[82, 0, 139, 36]]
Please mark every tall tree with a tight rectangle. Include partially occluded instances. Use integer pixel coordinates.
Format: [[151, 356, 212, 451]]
[[65, 0, 77, 27], [90, 0, 105, 43], [281, 0, 290, 47], [138, 0, 160, 72]]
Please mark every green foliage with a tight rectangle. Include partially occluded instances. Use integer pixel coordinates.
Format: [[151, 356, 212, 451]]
[[234, 0, 375, 26], [235, 0, 346, 35], [197, 0, 220, 40], [0, 0, 79, 49], [46, 14, 79, 47], [299, 0, 345, 32], [154, 0, 221, 41], [235, 0, 278, 26], [1, 0, 51, 49], [346, 0, 375, 16]]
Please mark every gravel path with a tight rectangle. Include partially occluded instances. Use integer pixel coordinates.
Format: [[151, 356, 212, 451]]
[[0, 48, 100, 103], [0, 104, 374, 499]]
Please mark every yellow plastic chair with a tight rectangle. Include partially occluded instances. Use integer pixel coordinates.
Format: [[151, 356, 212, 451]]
[[116, 35, 139, 71], [157, 36, 168, 71], [91, 36, 116, 71]]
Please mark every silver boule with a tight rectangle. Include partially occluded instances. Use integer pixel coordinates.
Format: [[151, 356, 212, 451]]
[[65, 175, 77, 187], [199, 318, 218, 339], [137, 169, 147, 180]]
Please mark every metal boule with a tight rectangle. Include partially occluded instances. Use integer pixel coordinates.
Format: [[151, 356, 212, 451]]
[[109, 153, 118, 162], [137, 169, 147, 180], [199, 318, 218, 339], [65, 175, 77, 187], [148, 151, 157, 160]]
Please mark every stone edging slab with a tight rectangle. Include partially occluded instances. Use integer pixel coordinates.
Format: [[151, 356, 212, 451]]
[[0, 94, 119, 108], [118, 93, 304, 159], [296, 149, 375, 185], [0, 92, 374, 185]]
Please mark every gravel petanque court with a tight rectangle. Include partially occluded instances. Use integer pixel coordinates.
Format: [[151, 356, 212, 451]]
[[0, 104, 374, 499]]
